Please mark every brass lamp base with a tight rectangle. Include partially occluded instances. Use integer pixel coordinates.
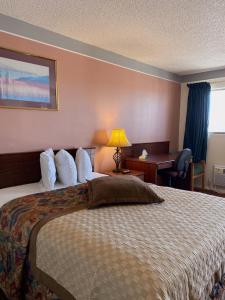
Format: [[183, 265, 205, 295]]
[[112, 147, 122, 173], [113, 168, 122, 173]]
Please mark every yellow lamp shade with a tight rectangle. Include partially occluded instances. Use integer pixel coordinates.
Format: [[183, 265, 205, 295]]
[[107, 128, 131, 148]]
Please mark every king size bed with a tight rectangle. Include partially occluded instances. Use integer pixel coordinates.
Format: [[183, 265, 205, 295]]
[[0, 148, 225, 300]]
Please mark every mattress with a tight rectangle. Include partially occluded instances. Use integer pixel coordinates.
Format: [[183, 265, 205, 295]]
[[0, 172, 106, 207]]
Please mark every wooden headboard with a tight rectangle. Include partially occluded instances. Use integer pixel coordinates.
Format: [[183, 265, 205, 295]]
[[0, 147, 95, 189]]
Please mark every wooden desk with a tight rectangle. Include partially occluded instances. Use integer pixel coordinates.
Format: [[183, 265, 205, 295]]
[[105, 170, 144, 181], [124, 153, 177, 184]]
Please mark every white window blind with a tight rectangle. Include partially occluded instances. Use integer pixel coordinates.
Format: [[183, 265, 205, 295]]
[[208, 89, 225, 133]]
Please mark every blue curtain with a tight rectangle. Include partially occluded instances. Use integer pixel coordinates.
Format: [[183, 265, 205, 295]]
[[183, 82, 211, 163]]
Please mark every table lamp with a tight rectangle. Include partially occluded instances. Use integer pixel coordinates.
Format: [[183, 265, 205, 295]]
[[107, 128, 131, 172]]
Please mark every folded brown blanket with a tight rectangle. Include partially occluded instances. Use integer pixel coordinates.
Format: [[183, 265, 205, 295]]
[[88, 175, 164, 208]]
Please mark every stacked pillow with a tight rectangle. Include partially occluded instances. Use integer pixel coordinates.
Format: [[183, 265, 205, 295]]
[[55, 149, 77, 186], [40, 147, 93, 190], [40, 148, 56, 190], [75, 147, 93, 183]]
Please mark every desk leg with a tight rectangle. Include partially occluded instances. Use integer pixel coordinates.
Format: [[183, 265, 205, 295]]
[[135, 163, 158, 183], [124, 161, 158, 184], [147, 164, 158, 184]]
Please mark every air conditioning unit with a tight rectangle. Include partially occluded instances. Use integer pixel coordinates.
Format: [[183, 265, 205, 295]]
[[213, 165, 225, 187]]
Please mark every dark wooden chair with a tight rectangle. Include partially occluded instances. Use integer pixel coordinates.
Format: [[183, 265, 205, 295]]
[[190, 160, 206, 191]]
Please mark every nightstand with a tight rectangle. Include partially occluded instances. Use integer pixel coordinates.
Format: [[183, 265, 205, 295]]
[[105, 170, 144, 181]]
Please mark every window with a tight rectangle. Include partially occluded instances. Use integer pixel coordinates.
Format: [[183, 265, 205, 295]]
[[208, 89, 225, 132]]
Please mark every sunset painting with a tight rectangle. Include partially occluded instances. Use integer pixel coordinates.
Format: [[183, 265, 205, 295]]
[[0, 47, 57, 110], [0, 57, 50, 103]]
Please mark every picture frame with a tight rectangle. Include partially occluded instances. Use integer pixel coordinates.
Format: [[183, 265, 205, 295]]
[[0, 47, 58, 110]]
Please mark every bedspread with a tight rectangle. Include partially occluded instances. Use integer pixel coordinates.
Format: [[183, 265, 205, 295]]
[[0, 184, 88, 299], [34, 185, 225, 300], [1, 183, 225, 300]]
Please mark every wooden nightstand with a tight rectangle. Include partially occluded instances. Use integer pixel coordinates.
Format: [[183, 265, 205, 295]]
[[105, 170, 145, 181]]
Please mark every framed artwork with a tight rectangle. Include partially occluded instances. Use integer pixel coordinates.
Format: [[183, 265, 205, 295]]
[[0, 47, 58, 110]]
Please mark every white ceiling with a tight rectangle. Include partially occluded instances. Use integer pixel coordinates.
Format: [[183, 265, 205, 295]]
[[1, 0, 225, 75]]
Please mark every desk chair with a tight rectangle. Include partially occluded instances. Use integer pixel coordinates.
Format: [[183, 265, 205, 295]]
[[160, 148, 192, 188]]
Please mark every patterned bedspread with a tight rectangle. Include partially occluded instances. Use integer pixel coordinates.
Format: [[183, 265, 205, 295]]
[[1, 184, 225, 300], [0, 184, 88, 299], [35, 185, 225, 300]]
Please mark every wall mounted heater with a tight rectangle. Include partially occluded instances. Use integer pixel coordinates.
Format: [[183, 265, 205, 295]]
[[213, 165, 225, 187]]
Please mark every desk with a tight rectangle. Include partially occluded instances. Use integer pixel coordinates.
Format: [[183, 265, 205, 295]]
[[104, 169, 144, 181], [124, 153, 177, 184]]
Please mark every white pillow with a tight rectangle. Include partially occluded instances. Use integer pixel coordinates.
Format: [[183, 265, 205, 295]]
[[76, 147, 92, 183], [55, 149, 77, 186], [40, 148, 56, 191]]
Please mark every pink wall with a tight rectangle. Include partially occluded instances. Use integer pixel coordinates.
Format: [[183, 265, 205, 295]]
[[0, 32, 181, 171]]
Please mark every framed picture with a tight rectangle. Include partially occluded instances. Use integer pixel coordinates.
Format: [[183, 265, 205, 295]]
[[0, 47, 58, 110]]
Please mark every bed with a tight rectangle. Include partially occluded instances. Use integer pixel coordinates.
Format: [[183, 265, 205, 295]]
[[0, 149, 225, 300], [0, 172, 105, 207]]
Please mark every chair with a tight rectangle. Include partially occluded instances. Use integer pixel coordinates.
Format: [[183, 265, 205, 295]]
[[190, 160, 206, 191], [160, 148, 192, 187]]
